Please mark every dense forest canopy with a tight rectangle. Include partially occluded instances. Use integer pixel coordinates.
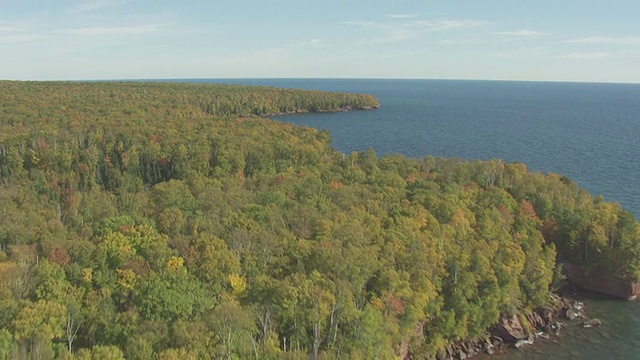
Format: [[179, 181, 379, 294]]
[[0, 81, 638, 359]]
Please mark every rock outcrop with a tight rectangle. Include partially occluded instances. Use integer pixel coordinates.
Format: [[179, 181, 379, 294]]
[[563, 262, 640, 300]]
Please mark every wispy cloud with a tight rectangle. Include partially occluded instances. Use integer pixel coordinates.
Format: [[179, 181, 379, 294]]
[[437, 38, 485, 46], [73, 0, 124, 12], [339, 21, 376, 27], [495, 30, 550, 37], [47, 47, 77, 56], [341, 18, 491, 31], [303, 38, 323, 47], [0, 33, 48, 43], [489, 46, 547, 58], [563, 36, 640, 45], [0, 25, 23, 33], [0, 22, 47, 43], [285, 38, 325, 49], [66, 23, 171, 36], [263, 38, 326, 53], [366, 27, 420, 44], [386, 14, 417, 19], [556, 52, 611, 59], [414, 19, 491, 32], [341, 18, 490, 45]]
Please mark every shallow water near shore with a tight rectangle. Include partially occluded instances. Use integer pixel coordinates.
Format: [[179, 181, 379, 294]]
[[173, 78, 640, 359], [475, 290, 640, 359]]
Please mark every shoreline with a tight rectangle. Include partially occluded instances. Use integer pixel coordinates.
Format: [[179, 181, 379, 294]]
[[430, 292, 602, 360], [259, 104, 380, 118]]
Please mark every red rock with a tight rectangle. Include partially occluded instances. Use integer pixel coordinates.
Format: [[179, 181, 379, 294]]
[[495, 315, 527, 342], [563, 262, 640, 300]]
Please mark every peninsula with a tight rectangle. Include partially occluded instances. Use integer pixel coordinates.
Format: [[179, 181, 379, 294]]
[[0, 81, 638, 359]]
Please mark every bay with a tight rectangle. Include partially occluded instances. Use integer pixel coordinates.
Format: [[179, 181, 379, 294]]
[[179, 78, 640, 359]]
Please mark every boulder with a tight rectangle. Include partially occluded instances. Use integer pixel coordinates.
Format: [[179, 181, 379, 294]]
[[457, 350, 467, 360], [491, 335, 504, 349], [582, 318, 602, 327], [565, 308, 580, 320], [549, 293, 565, 310], [526, 311, 545, 328], [537, 306, 556, 323], [495, 314, 527, 342], [515, 338, 534, 349], [484, 339, 495, 355]]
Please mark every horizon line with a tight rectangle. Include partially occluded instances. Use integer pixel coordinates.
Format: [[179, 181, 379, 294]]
[[2, 76, 639, 85]]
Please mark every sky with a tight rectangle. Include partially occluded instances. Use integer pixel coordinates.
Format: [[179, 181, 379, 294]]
[[2, 0, 640, 82]]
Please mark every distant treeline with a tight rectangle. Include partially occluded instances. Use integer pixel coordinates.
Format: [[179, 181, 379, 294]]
[[0, 81, 637, 359]]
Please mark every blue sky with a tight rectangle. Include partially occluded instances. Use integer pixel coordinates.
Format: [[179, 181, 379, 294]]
[[2, 0, 640, 82]]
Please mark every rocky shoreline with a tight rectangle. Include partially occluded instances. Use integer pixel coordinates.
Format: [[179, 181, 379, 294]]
[[258, 104, 380, 117], [433, 293, 602, 360]]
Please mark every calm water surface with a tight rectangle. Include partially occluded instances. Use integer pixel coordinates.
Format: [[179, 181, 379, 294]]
[[182, 78, 640, 359]]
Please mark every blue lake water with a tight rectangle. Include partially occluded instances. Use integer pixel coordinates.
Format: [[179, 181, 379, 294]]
[[178, 78, 640, 359]]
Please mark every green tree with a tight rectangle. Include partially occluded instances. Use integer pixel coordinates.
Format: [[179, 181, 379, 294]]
[[11, 300, 67, 359], [205, 300, 257, 360]]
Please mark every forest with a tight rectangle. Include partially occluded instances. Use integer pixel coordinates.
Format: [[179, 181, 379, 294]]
[[0, 81, 639, 359]]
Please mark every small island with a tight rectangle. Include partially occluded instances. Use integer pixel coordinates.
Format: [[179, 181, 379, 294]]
[[0, 81, 638, 359]]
